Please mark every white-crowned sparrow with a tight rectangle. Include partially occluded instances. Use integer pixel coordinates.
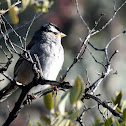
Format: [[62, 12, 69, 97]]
[[0, 23, 66, 102]]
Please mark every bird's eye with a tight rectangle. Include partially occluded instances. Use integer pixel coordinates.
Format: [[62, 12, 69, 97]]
[[53, 32, 58, 35]]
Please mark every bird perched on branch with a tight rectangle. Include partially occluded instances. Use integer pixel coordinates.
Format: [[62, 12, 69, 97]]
[[0, 23, 66, 102]]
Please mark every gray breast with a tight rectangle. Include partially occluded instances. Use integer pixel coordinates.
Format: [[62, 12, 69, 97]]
[[30, 41, 64, 80]]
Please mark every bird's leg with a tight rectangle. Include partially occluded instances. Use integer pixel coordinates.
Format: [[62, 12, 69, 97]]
[[23, 94, 36, 105]]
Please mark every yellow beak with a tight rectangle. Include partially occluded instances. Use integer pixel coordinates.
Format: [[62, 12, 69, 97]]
[[59, 32, 67, 38]]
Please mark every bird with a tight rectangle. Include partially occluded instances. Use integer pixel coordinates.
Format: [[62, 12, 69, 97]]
[[0, 23, 66, 102]]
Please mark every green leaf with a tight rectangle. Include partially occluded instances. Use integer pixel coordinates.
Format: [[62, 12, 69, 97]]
[[66, 110, 79, 120], [113, 104, 122, 113], [42, 0, 49, 11], [116, 107, 122, 113], [49, 1, 54, 7], [9, 6, 19, 24], [111, 97, 115, 104], [123, 108, 126, 123], [70, 75, 84, 105], [22, 0, 31, 11], [76, 100, 83, 110], [121, 100, 126, 111], [112, 90, 122, 106], [7, 0, 11, 7], [33, 0, 53, 12], [0, 9, 6, 14], [115, 120, 120, 126], [36, 122, 44, 126], [115, 90, 122, 106], [93, 118, 102, 126], [58, 119, 70, 126], [41, 115, 51, 125], [54, 91, 58, 109], [27, 121, 32, 126], [104, 117, 113, 126], [59, 92, 69, 115], [44, 91, 54, 111], [52, 115, 64, 126]]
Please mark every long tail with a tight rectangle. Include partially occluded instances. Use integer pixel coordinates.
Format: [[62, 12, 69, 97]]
[[0, 82, 18, 102]]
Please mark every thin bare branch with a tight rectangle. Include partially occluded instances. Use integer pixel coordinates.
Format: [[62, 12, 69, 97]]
[[106, 30, 125, 49], [92, 13, 105, 31], [0, 18, 18, 54], [87, 46, 105, 68], [109, 50, 119, 62], [34, 54, 43, 78], [84, 94, 123, 118], [113, 0, 116, 12], [0, 12, 43, 40], [75, 0, 90, 32], [76, 104, 97, 126], [91, 0, 126, 36], [0, 1, 21, 15], [1, 15, 24, 48], [24, 13, 38, 50]]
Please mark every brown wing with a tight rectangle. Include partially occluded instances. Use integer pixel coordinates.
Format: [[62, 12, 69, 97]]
[[14, 58, 24, 77], [14, 38, 36, 77]]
